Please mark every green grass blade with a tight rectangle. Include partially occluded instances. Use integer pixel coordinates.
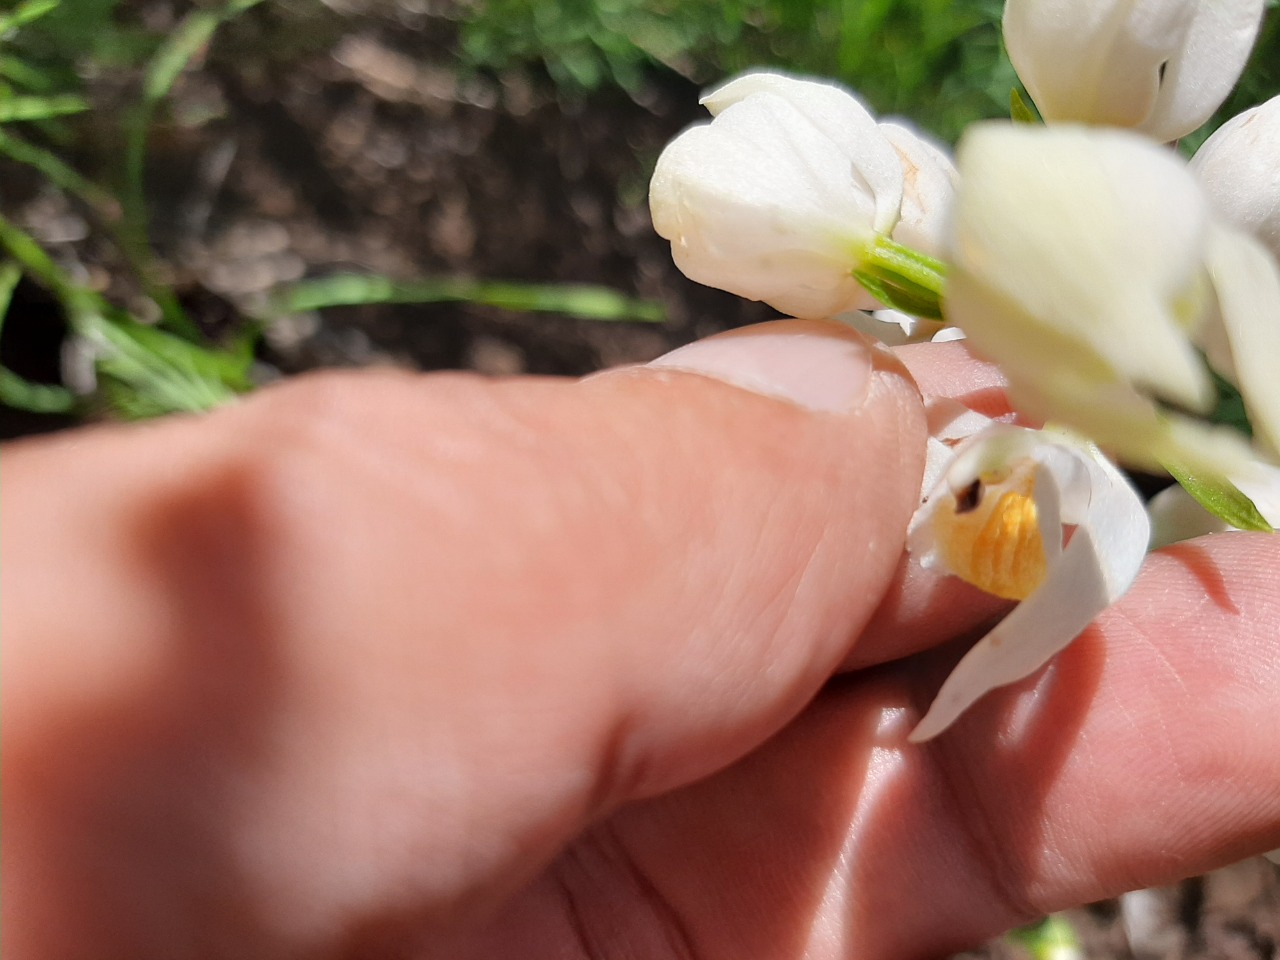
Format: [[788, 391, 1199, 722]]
[[0, 366, 77, 413], [0, 93, 89, 123], [121, 0, 266, 337], [0, 212, 249, 419], [271, 273, 666, 323], [0, 257, 79, 414], [0, 0, 61, 35], [0, 128, 120, 217], [90, 318, 245, 418], [126, 0, 269, 200], [0, 259, 21, 338], [141, 0, 265, 101], [0, 208, 78, 300], [0, 54, 57, 92]]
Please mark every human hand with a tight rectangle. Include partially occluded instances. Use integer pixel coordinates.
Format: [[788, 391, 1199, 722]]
[[4, 320, 1277, 959]]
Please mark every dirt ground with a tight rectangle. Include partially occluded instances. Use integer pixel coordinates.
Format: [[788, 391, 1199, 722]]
[[2, 2, 1277, 955]]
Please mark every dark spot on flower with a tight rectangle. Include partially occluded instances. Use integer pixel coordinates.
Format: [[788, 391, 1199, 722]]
[[954, 478, 983, 514]]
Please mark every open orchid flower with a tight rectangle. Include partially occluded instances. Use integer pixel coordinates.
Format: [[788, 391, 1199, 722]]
[[908, 424, 1150, 742], [945, 122, 1280, 481], [1003, 0, 1264, 142], [649, 71, 954, 320], [1192, 94, 1280, 265]]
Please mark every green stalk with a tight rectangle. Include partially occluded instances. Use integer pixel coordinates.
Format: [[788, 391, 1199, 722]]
[[120, 0, 266, 338], [855, 234, 949, 320]]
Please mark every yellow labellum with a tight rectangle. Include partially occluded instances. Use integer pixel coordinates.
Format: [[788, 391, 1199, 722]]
[[932, 463, 1047, 601]]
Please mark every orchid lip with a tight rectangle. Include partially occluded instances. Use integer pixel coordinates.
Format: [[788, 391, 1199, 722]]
[[908, 425, 1150, 742]]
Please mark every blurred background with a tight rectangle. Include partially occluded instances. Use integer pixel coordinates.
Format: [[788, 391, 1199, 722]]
[[4, 0, 1276, 437], [1, 0, 1278, 953]]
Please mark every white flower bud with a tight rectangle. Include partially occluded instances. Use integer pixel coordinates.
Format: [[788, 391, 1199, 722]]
[[1192, 94, 1280, 264], [649, 71, 954, 319], [1003, 0, 1264, 142]]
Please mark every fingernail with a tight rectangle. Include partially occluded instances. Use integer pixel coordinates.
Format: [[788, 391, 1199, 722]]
[[646, 320, 875, 414]]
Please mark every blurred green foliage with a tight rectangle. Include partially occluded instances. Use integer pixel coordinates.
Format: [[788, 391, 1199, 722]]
[[0, 0, 664, 422], [460, 0, 1015, 140], [460, 0, 1280, 144]]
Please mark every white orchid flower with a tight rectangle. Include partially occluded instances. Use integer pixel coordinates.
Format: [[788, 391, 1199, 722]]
[[945, 122, 1280, 479], [1192, 94, 1280, 264], [908, 425, 1150, 741], [1003, 0, 1264, 142], [649, 71, 954, 320]]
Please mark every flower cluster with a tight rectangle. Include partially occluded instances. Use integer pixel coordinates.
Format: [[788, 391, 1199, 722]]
[[649, 0, 1280, 740]]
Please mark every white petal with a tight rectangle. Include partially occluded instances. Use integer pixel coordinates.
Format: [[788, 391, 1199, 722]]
[[909, 427, 1150, 742], [1202, 225, 1280, 459], [1140, 0, 1266, 142], [878, 121, 957, 257], [1192, 95, 1280, 264], [948, 124, 1214, 418], [1002, 0, 1263, 141], [1003, 0, 1192, 129], [915, 400, 1000, 498], [1234, 460, 1280, 526], [834, 309, 946, 347], [650, 92, 880, 319], [701, 71, 905, 235], [1146, 484, 1232, 549], [999, 365, 1257, 477]]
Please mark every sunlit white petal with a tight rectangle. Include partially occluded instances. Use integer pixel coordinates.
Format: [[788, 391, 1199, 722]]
[[1003, 0, 1263, 142], [650, 71, 957, 322], [701, 72, 904, 235], [650, 97, 875, 318], [877, 121, 957, 256], [1193, 95, 1280, 268], [1147, 485, 1232, 549], [949, 124, 1212, 414], [946, 123, 1272, 477], [1141, 1, 1267, 143], [1202, 225, 1280, 459]]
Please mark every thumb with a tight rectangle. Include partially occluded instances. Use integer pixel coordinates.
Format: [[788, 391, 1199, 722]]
[[4, 319, 927, 955]]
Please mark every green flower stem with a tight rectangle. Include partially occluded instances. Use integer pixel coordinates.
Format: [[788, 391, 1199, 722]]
[[854, 234, 949, 320]]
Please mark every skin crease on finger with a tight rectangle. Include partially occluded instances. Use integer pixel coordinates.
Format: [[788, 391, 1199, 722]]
[[3, 325, 950, 958], [848, 341, 1019, 669], [444, 534, 1280, 960], [9, 332, 1272, 960]]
